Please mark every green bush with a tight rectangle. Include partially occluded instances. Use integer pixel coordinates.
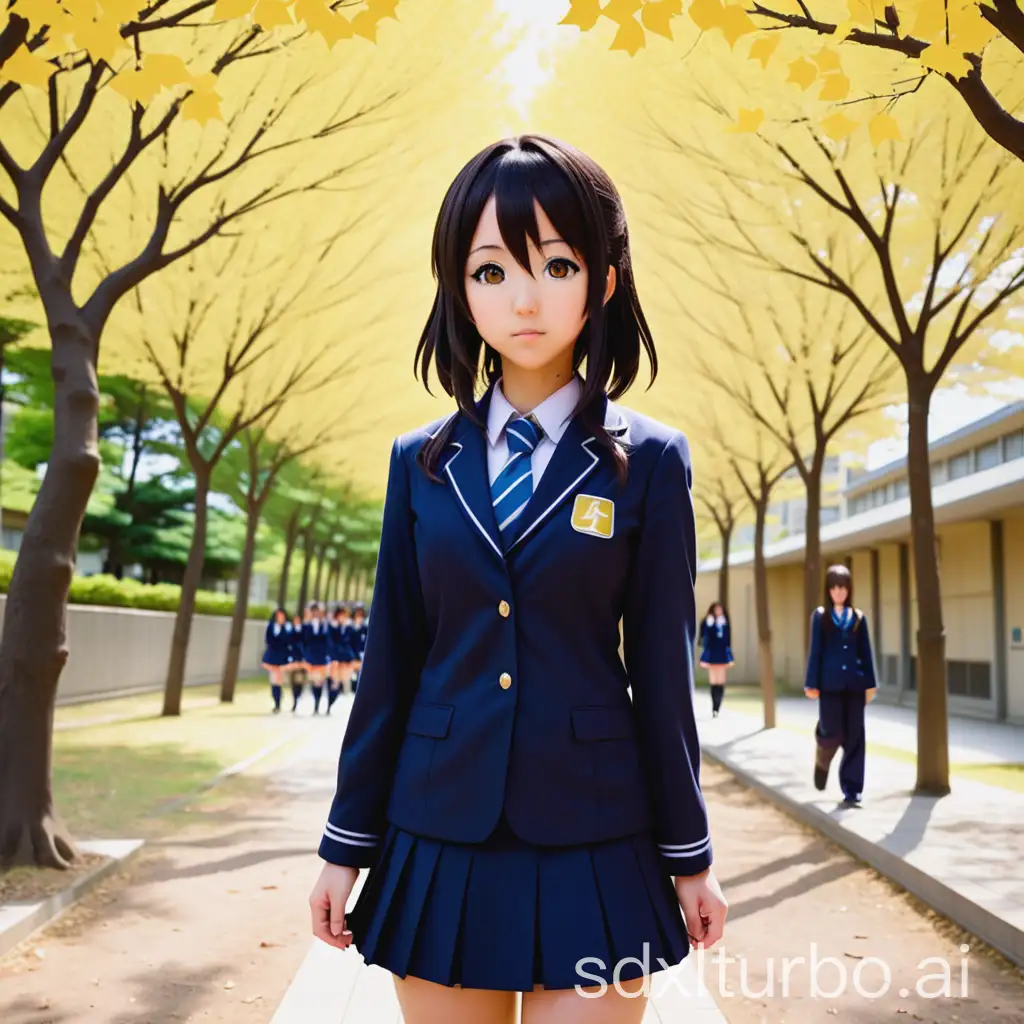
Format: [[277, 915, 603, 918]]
[[0, 550, 270, 619]]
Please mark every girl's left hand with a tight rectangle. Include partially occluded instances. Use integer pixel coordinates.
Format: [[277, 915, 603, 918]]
[[866, 687, 877, 704], [675, 868, 728, 950]]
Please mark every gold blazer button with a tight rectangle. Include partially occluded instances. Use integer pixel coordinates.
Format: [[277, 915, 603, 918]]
[[499, 672, 512, 689], [498, 600, 511, 618]]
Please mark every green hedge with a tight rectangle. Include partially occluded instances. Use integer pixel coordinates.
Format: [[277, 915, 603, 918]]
[[0, 550, 272, 620]]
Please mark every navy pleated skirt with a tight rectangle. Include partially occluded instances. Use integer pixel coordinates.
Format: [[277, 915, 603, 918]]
[[346, 814, 690, 991]]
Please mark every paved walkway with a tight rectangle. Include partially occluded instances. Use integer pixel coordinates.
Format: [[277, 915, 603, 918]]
[[696, 698, 1024, 968]]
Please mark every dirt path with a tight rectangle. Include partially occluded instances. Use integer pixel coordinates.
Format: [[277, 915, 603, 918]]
[[2, 703, 1022, 1023]]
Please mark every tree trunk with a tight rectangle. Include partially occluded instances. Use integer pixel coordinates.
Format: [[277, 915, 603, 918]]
[[718, 522, 732, 612], [802, 451, 825, 655], [298, 525, 315, 610], [221, 498, 260, 704], [753, 493, 776, 730], [906, 376, 950, 795], [326, 560, 339, 603], [277, 507, 300, 609], [0, 315, 100, 868], [107, 386, 149, 579], [342, 561, 355, 601], [162, 471, 210, 716], [313, 542, 326, 602]]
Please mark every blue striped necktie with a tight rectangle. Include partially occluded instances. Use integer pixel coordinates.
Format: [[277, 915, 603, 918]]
[[491, 416, 541, 547]]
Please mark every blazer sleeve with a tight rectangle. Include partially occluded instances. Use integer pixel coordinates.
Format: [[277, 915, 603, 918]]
[[622, 432, 713, 878], [858, 614, 878, 689], [804, 609, 824, 691], [724, 622, 733, 662], [318, 438, 427, 868]]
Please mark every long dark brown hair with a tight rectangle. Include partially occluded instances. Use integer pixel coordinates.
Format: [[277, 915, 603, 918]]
[[822, 564, 862, 631], [414, 134, 657, 482]]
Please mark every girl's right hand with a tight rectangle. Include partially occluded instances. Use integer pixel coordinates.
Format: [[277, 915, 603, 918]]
[[804, 688, 819, 699], [309, 862, 360, 950]]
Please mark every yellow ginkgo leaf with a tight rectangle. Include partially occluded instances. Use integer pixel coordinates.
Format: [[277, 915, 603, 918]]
[[144, 53, 191, 87], [110, 67, 160, 104], [0, 46, 53, 88], [74, 14, 127, 63], [719, 4, 756, 46], [641, 0, 683, 38], [728, 107, 765, 133], [911, 0, 946, 40], [560, 0, 602, 31], [367, 0, 400, 19], [351, 8, 383, 39], [949, 7, 999, 52], [689, 0, 725, 31], [812, 45, 842, 72], [603, 0, 643, 19], [919, 41, 971, 79], [24, 0, 69, 32], [181, 88, 222, 126], [833, 20, 856, 40], [787, 57, 818, 90], [62, 0, 99, 23], [748, 34, 780, 68], [821, 111, 858, 139], [100, 0, 145, 23], [868, 111, 901, 147], [818, 71, 851, 101], [316, 12, 354, 46], [609, 16, 645, 54], [845, 0, 873, 26], [213, 0, 255, 19], [253, 0, 292, 29]]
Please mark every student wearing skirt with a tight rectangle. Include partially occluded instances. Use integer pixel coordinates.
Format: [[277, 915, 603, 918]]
[[303, 602, 332, 715], [804, 564, 878, 804], [347, 603, 367, 694], [262, 608, 291, 713], [327, 604, 356, 710], [287, 612, 307, 713], [309, 135, 727, 1023], [699, 602, 733, 717]]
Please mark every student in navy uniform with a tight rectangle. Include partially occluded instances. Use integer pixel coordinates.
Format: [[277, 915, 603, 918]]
[[347, 603, 368, 694], [699, 602, 733, 717], [327, 605, 355, 711], [308, 135, 726, 1023], [287, 612, 307, 713], [804, 564, 878, 805], [262, 607, 291, 713], [303, 602, 331, 715]]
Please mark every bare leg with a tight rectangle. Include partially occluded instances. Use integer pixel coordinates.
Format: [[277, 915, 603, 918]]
[[522, 975, 649, 1024], [393, 974, 517, 1024]]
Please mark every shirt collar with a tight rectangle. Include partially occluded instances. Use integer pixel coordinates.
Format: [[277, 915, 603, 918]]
[[486, 375, 582, 449]]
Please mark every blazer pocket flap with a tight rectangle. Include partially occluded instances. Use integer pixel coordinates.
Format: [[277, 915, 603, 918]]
[[406, 702, 454, 739], [572, 706, 634, 742]]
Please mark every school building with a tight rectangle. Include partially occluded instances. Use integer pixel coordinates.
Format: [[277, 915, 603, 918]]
[[696, 401, 1024, 724]]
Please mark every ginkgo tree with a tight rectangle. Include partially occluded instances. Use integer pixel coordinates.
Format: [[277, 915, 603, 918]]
[[556, 0, 1023, 163]]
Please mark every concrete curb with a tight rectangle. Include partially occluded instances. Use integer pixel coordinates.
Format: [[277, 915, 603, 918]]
[[703, 746, 1024, 969], [0, 839, 144, 958]]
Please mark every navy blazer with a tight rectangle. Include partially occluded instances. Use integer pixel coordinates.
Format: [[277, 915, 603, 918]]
[[302, 619, 331, 665], [804, 607, 877, 693], [320, 389, 712, 877], [699, 617, 732, 666], [263, 621, 290, 657]]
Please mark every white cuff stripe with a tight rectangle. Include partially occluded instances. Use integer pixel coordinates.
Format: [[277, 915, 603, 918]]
[[660, 839, 712, 858], [323, 829, 378, 848], [658, 834, 710, 851], [324, 823, 379, 843]]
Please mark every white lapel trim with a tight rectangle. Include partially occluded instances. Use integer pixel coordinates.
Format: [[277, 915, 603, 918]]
[[506, 437, 600, 553], [443, 443, 504, 561]]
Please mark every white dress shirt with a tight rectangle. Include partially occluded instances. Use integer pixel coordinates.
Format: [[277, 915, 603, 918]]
[[486, 375, 582, 487]]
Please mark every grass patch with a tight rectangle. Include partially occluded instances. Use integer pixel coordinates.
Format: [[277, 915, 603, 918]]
[[52, 680, 307, 839], [55, 682, 222, 729]]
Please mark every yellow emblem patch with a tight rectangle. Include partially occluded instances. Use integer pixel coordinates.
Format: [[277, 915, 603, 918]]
[[571, 494, 615, 539]]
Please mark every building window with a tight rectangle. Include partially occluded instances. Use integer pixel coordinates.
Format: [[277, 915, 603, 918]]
[[896, 479, 909, 499], [883, 654, 898, 687], [931, 460, 949, 483], [947, 660, 992, 700], [1004, 430, 1023, 462], [948, 451, 972, 479], [976, 440, 1001, 471]]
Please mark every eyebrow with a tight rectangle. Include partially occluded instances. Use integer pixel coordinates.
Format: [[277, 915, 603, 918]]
[[468, 239, 568, 257]]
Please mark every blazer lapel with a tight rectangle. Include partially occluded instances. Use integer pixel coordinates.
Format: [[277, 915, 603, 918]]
[[442, 394, 505, 563]]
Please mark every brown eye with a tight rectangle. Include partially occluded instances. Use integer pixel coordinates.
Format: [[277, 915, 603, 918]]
[[472, 263, 504, 285], [547, 258, 579, 280]]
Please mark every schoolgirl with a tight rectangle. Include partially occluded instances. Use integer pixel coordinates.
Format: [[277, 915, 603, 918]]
[[302, 602, 332, 715], [287, 612, 307, 713], [699, 602, 733, 717], [347, 603, 367, 693], [308, 135, 726, 1023], [327, 604, 356, 710], [261, 607, 291, 713], [804, 564, 878, 805]]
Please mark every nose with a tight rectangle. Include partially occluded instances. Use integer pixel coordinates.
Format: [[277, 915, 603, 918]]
[[513, 278, 539, 317]]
